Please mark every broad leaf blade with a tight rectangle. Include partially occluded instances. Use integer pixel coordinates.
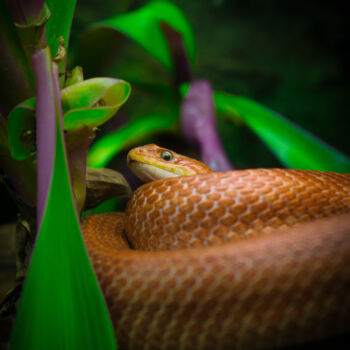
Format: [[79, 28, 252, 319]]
[[214, 91, 350, 172], [9, 47, 116, 350], [78, 0, 195, 73]]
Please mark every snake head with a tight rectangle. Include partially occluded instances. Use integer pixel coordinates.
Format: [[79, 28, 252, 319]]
[[127, 144, 212, 182]]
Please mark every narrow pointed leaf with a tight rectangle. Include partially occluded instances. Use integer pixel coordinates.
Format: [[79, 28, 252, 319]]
[[88, 113, 177, 168], [214, 91, 350, 172], [9, 47, 117, 350]]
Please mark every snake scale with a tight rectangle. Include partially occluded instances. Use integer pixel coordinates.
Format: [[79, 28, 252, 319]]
[[82, 144, 350, 350]]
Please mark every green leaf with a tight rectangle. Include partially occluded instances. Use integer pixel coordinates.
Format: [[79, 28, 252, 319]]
[[62, 78, 131, 130], [46, 0, 77, 57], [88, 113, 178, 168], [79, 0, 195, 73], [8, 78, 130, 160], [7, 98, 36, 160], [65, 66, 84, 87], [214, 91, 350, 172], [9, 47, 116, 350]]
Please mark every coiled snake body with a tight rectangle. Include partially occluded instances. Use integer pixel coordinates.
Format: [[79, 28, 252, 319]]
[[82, 145, 350, 350]]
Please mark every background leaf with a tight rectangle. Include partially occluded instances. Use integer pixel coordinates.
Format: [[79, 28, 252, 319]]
[[214, 91, 350, 172], [46, 0, 77, 80], [46, 0, 77, 55], [76, 0, 195, 75]]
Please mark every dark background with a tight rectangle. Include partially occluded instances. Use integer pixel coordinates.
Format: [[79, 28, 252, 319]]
[[1, 0, 349, 223]]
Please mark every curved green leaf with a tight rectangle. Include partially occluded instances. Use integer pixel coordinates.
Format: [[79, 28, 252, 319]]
[[80, 0, 195, 72], [61, 78, 131, 130], [88, 113, 178, 168], [8, 78, 130, 160], [9, 47, 116, 350], [7, 98, 36, 160], [214, 91, 350, 172], [0, 145, 36, 206]]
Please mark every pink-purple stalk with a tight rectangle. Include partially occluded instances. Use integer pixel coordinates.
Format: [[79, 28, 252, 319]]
[[161, 21, 193, 86], [181, 80, 233, 171], [32, 47, 59, 227]]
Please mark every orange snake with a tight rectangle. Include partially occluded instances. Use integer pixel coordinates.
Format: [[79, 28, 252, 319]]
[[82, 144, 350, 350]]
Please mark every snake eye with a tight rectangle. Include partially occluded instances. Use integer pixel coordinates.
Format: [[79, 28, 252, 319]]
[[161, 150, 174, 161]]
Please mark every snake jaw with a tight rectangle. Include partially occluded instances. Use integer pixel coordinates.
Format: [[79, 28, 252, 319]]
[[128, 160, 180, 182]]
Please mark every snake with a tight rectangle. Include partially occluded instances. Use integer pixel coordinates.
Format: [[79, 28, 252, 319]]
[[82, 144, 350, 350]]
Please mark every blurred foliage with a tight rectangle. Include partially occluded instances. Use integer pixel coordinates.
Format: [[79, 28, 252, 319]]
[[1, 0, 349, 223], [69, 0, 349, 171]]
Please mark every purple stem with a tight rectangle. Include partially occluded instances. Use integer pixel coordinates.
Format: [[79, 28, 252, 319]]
[[32, 47, 57, 227], [180, 80, 233, 171], [161, 21, 193, 86]]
